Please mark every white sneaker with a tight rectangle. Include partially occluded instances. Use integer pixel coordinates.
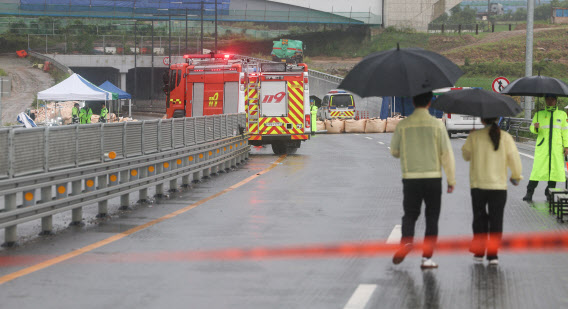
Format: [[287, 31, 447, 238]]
[[420, 258, 438, 269], [473, 256, 484, 263], [488, 259, 499, 266]]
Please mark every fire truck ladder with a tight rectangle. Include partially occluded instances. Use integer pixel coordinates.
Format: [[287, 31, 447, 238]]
[[246, 63, 261, 134]]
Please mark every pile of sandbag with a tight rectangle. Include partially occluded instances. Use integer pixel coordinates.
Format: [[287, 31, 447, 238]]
[[386, 116, 404, 133], [325, 119, 345, 134], [316, 120, 326, 131], [33, 101, 78, 124], [365, 118, 387, 133], [344, 119, 366, 133]]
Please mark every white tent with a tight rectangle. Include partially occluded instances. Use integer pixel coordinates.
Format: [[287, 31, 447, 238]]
[[38, 73, 115, 101]]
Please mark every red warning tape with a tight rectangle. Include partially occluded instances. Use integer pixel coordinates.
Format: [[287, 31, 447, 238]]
[[2, 231, 568, 266]]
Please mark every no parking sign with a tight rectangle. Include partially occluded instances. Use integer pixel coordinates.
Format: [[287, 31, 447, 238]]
[[492, 77, 509, 93]]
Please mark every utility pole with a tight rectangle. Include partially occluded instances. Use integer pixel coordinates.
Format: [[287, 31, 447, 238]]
[[151, 20, 154, 106], [185, 8, 188, 54], [134, 21, 137, 117], [524, 0, 534, 120], [200, 1, 204, 54], [215, 0, 218, 53]]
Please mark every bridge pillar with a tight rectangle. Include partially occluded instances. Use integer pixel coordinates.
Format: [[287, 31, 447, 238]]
[[120, 72, 127, 91]]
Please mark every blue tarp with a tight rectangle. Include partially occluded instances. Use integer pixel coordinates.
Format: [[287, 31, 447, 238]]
[[98, 81, 131, 100], [380, 97, 443, 119]]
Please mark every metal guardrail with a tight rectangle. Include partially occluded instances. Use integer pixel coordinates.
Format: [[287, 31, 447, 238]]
[[28, 50, 74, 75], [0, 113, 249, 246], [500, 117, 534, 142]]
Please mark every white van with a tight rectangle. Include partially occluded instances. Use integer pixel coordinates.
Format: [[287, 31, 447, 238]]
[[433, 87, 483, 137]]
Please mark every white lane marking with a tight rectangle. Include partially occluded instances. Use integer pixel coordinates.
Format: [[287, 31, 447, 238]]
[[519, 152, 534, 159], [387, 147, 390, 149], [354, 134, 360, 136], [378, 142, 384, 145], [343, 284, 377, 309], [386, 225, 402, 244], [365, 137, 373, 140], [459, 138, 466, 141]]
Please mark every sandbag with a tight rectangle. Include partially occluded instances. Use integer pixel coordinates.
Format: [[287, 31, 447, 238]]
[[345, 119, 366, 133], [316, 120, 326, 131], [325, 119, 345, 134], [365, 118, 387, 133], [386, 117, 404, 133]]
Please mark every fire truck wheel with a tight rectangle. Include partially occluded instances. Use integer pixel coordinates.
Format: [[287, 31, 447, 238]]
[[172, 110, 185, 118], [271, 142, 287, 155]]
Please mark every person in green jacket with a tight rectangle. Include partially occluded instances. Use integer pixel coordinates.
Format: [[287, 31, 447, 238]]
[[310, 98, 318, 134], [79, 105, 93, 124], [100, 103, 108, 123], [71, 103, 80, 124], [78, 105, 86, 124], [523, 94, 568, 202]]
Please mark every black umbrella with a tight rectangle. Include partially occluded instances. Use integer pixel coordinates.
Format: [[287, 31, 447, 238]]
[[431, 88, 522, 118], [338, 45, 463, 98], [500, 75, 568, 97]]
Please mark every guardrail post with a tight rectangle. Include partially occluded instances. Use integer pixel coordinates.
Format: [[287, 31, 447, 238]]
[[138, 165, 149, 203], [169, 158, 182, 192], [75, 125, 80, 168], [70, 180, 83, 226], [3, 193, 17, 247], [119, 169, 130, 210], [201, 151, 211, 180], [182, 155, 190, 188], [97, 174, 109, 218], [155, 162, 165, 198], [40, 185, 53, 235], [191, 154, 200, 183], [207, 150, 216, 177]]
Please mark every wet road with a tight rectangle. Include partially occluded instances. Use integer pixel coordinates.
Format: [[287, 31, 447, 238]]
[[1, 133, 568, 308]]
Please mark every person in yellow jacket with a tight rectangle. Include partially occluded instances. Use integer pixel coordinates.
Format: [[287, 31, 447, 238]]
[[390, 91, 456, 269], [522, 94, 568, 202], [79, 105, 93, 124], [71, 103, 80, 124], [310, 98, 318, 134], [462, 118, 522, 265], [100, 103, 108, 123]]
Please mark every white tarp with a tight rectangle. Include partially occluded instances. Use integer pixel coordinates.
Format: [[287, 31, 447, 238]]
[[17, 112, 37, 128], [37, 73, 113, 101]]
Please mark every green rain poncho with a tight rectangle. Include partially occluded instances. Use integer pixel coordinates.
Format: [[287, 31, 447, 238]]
[[529, 106, 568, 182]]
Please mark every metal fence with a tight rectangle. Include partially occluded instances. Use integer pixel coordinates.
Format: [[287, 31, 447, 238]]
[[0, 113, 249, 246]]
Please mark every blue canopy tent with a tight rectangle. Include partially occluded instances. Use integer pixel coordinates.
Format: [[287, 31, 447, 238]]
[[380, 96, 444, 119], [99, 81, 132, 118]]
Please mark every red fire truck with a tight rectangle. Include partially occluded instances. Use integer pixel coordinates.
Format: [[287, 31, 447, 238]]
[[165, 53, 244, 118], [165, 54, 311, 154], [245, 62, 310, 154]]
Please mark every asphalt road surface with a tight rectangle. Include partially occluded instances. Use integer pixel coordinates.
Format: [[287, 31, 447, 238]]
[[0, 54, 54, 125], [1, 133, 567, 309]]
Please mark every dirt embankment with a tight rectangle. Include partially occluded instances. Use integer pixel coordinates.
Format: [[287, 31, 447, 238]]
[[0, 54, 54, 125]]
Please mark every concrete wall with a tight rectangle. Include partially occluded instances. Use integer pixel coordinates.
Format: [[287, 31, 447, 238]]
[[384, 0, 462, 31]]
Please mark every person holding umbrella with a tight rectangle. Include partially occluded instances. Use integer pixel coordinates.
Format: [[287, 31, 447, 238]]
[[432, 88, 523, 265], [462, 118, 522, 265], [522, 94, 568, 202], [390, 91, 456, 269]]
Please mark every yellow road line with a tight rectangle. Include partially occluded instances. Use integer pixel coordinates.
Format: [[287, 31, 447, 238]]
[[0, 155, 287, 285]]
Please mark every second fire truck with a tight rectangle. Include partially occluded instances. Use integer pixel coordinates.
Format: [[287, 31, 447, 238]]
[[164, 54, 311, 154]]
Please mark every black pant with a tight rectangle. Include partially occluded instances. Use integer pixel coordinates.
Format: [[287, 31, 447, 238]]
[[470, 189, 507, 260], [401, 178, 442, 258], [526, 180, 556, 196]]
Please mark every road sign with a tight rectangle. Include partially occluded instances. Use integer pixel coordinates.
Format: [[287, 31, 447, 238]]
[[163, 57, 170, 66], [492, 77, 510, 93]]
